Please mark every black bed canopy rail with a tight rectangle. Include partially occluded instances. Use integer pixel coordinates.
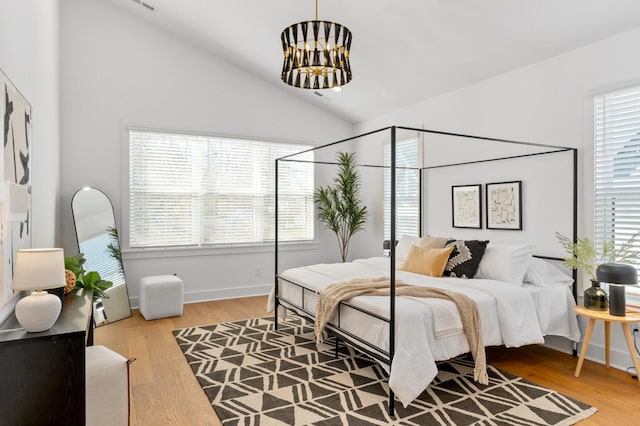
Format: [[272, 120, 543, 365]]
[[274, 125, 579, 415]]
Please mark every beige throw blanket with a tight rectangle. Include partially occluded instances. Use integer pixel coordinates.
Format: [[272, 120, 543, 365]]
[[315, 276, 488, 385]]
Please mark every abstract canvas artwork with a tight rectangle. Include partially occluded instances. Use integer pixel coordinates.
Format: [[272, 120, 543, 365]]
[[1, 69, 32, 305]]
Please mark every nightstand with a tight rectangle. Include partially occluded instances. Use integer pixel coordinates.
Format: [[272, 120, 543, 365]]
[[574, 305, 640, 383]]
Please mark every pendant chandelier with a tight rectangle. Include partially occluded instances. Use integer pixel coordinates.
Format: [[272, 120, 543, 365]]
[[280, 0, 353, 90]]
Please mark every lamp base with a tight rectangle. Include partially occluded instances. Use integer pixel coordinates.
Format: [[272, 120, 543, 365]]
[[15, 290, 62, 332], [609, 284, 626, 317]]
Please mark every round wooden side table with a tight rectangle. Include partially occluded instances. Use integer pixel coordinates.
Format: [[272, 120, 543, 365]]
[[573, 305, 640, 383]]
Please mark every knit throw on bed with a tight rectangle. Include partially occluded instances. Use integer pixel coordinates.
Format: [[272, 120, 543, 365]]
[[314, 277, 489, 385]]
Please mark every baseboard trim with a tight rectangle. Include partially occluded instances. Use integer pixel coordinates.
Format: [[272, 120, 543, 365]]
[[576, 340, 637, 372], [129, 284, 271, 309]]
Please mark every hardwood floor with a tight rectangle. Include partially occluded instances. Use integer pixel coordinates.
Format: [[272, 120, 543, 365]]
[[95, 295, 640, 425]]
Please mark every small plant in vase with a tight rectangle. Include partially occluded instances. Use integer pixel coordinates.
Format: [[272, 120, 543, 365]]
[[556, 232, 640, 310], [64, 253, 113, 300]]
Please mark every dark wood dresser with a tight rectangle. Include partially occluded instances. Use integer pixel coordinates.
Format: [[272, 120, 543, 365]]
[[0, 288, 93, 425]]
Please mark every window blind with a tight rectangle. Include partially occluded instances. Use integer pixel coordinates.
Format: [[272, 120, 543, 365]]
[[80, 233, 126, 286], [384, 138, 420, 239], [129, 130, 314, 248], [594, 86, 640, 278]]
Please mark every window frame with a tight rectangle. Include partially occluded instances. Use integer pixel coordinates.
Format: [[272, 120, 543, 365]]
[[592, 85, 640, 303], [383, 136, 421, 240], [122, 127, 318, 257]]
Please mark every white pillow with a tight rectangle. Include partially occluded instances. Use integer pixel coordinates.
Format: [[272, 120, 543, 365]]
[[395, 235, 422, 262], [524, 257, 574, 287], [475, 243, 536, 284]]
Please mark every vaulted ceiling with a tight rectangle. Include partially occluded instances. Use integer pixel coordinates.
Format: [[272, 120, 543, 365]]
[[105, 0, 640, 123]]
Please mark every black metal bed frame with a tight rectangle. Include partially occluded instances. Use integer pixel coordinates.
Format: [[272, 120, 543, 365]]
[[273, 126, 578, 416]]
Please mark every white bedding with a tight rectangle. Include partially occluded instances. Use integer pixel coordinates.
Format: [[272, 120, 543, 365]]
[[267, 256, 580, 406]]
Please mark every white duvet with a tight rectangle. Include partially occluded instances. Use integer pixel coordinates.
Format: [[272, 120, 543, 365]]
[[267, 256, 580, 406]]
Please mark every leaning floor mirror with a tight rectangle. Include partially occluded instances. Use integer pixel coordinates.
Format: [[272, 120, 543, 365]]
[[71, 187, 132, 325]]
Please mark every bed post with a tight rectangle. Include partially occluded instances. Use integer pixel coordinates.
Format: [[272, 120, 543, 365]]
[[389, 126, 397, 416], [419, 168, 423, 237], [274, 158, 280, 331], [572, 148, 578, 356]]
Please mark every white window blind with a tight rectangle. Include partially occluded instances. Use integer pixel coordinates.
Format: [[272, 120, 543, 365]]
[[129, 130, 314, 248], [80, 233, 126, 286], [594, 86, 640, 282], [384, 138, 420, 239]]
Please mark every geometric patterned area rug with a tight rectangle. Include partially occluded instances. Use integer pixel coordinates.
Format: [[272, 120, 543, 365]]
[[173, 315, 597, 426]]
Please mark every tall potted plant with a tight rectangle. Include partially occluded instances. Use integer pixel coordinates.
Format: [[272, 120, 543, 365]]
[[314, 152, 368, 262]]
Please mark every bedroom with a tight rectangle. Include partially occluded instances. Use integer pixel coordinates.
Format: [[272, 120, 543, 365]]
[[2, 0, 640, 424]]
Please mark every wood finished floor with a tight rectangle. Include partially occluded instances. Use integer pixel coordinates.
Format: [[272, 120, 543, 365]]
[[95, 295, 640, 425]]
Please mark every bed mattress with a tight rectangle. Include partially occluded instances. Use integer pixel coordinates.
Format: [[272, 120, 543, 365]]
[[268, 256, 580, 406]]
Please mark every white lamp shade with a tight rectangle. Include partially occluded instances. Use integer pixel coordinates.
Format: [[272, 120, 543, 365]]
[[12, 248, 66, 291]]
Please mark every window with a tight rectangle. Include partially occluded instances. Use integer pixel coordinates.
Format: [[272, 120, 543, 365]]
[[594, 85, 640, 280], [384, 138, 420, 239], [128, 130, 314, 249]]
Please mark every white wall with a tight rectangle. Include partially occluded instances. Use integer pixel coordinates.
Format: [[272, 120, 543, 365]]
[[0, 1, 60, 317], [0, 1, 60, 247], [59, 0, 353, 306], [356, 27, 640, 369]]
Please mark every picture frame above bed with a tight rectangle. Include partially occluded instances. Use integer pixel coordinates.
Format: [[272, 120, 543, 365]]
[[451, 184, 482, 229], [486, 180, 522, 230]]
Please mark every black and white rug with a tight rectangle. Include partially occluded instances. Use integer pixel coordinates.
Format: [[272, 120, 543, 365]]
[[173, 315, 596, 425]]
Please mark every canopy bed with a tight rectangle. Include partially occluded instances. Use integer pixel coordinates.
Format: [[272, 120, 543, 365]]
[[271, 126, 579, 414]]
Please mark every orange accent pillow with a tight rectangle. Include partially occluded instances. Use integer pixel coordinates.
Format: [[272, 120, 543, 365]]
[[400, 245, 455, 277]]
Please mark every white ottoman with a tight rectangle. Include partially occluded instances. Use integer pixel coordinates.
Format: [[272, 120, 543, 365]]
[[139, 274, 184, 320], [86, 345, 134, 426]]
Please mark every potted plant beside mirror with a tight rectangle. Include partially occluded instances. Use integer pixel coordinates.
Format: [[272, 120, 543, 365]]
[[64, 253, 113, 300], [556, 232, 640, 311]]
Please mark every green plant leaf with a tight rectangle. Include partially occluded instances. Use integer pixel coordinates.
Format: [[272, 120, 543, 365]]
[[63, 254, 113, 300], [556, 231, 640, 281], [314, 152, 368, 262], [64, 252, 86, 278]]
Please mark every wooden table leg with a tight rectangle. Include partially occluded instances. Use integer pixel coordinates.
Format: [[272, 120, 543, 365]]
[[575, 318, 596, 377], [621, 323, 640, 384], [605, 320, 611, 368]]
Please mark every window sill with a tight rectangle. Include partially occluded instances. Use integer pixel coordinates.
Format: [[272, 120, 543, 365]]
[[122, 241, 319, 260]]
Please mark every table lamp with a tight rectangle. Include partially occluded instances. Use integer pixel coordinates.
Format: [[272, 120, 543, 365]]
[[596, 263, 638, 317], [12, 248, 66, 332]]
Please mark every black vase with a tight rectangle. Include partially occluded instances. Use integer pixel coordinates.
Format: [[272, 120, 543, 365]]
[[584, 280, 608, 311]]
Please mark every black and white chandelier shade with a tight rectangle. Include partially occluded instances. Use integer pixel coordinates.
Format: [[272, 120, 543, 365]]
[[281, 20, 353, 90]]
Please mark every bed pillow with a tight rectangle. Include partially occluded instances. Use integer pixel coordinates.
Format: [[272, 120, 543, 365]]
[[524, 257, 574, 287], [418, 236, 449, 249], [400, 245, 455, 277], [443, 240, 489, 279], [395, 235, 422, 262], [475, 243, 536, 284]]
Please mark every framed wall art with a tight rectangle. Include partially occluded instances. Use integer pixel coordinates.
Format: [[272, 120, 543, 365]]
[[486, 180, 522, 230], [451, 184, 482, 229], [1, 68, 32, 305]]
